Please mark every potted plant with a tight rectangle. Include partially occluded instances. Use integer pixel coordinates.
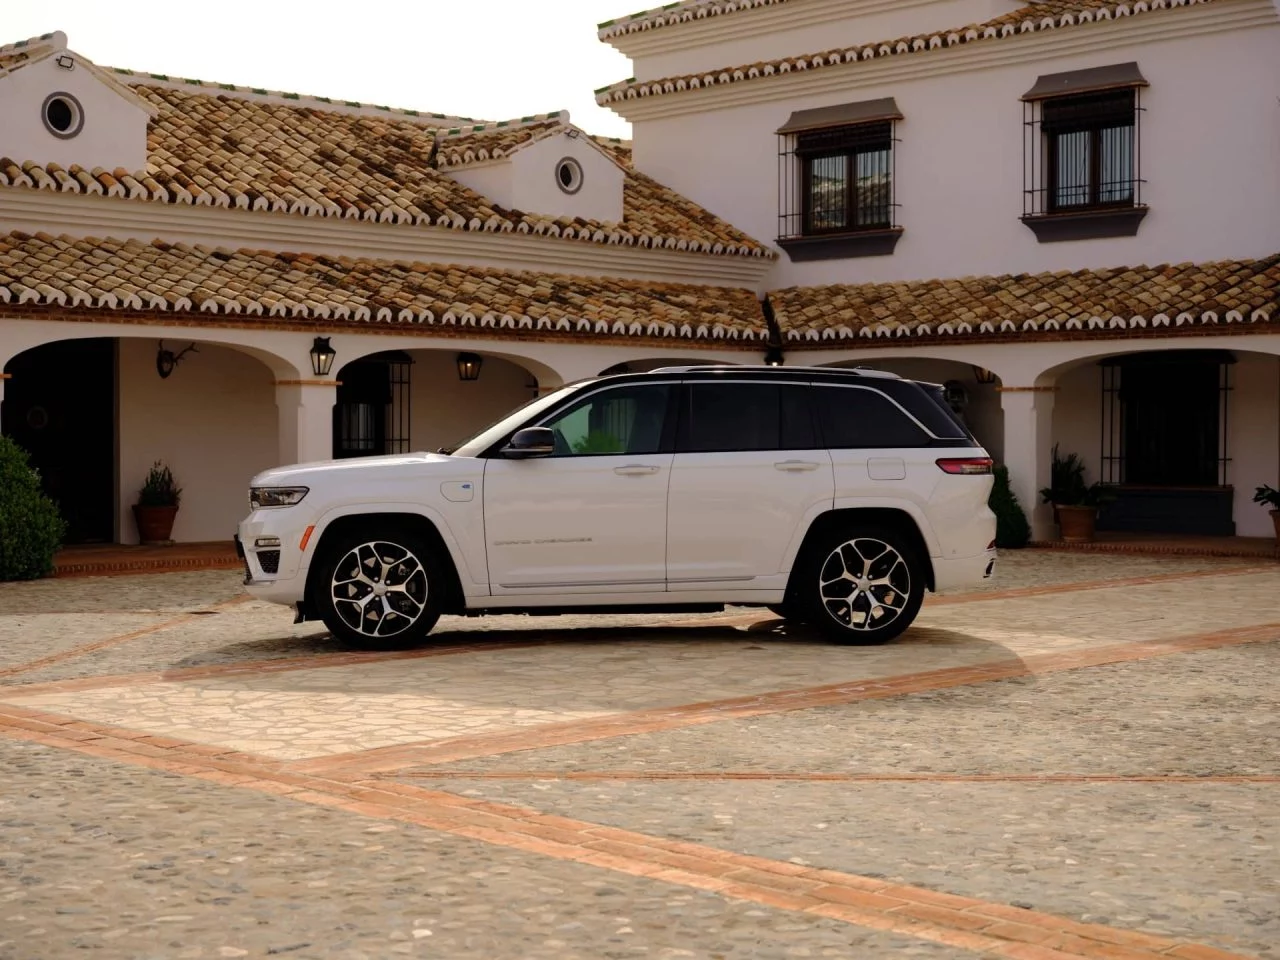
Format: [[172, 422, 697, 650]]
[[1254, 485, 1280, 541], [1040, 445, 1112, 543], [133, 461, 181, 545]]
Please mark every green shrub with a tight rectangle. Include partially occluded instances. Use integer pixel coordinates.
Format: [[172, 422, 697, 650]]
[[0, 435, 67, 580], [138, 461, 181, 507], [989, 464, 1031, 549]]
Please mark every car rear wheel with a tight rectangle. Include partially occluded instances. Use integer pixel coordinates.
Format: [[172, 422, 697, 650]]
[[795, 522, 924, 645], [310, 524, 443, 649]]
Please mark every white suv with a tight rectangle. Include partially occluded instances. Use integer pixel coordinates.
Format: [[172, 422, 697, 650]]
[[237, 366, 996, 648]]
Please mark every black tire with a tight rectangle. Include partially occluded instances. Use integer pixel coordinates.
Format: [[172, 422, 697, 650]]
[[310, 522, 444, 650], [793, 521, 924, 645]]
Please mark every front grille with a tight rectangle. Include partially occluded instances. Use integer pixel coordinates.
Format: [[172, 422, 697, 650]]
[[257, 550, 281, 575]]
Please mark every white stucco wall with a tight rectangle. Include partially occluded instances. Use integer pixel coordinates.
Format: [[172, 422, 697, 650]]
[[630, 0, 1021, 82], [116, 339, 278, 544], [447, 132, 625, 225], [630, 16, 1280, 287], [0, 54, 150, 172], [407, 351, 538, 454]]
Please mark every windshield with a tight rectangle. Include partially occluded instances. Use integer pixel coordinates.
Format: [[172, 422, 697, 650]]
[[448, 383, 580, 458]]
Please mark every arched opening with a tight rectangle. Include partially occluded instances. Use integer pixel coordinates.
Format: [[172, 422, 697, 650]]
[[333, 348, 543, 458], [2, 336, 281, 545], [819, 357, 1005, 461], [1045, 346, 1280, 539]]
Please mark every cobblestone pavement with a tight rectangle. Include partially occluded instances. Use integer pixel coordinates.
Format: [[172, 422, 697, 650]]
[[0, 549, 1277, 959]]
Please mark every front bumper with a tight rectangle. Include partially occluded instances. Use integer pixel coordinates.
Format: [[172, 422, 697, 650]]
[[236, 510, 313, 607]]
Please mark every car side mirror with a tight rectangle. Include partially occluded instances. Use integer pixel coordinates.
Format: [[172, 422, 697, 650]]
[[501, 427, 556, 459]]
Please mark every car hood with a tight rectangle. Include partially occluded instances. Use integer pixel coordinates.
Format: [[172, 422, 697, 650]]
[[250, 452, 462, 488]]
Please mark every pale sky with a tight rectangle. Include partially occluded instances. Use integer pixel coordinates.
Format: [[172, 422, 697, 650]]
[[3, 1, 645, 138]]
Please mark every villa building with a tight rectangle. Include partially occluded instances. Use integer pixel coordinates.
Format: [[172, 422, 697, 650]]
[[1, 0, 1278, 546]]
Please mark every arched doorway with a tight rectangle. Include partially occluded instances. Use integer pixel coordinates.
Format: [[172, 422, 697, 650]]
[[2, 339, 115, 542], [332, 351, 413, 459]]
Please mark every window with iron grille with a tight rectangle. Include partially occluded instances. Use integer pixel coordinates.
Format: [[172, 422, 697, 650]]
[[1021, 63, 1147, 241], [776, 98, 902, 260]]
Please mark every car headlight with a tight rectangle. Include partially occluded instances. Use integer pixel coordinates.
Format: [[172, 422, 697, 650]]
[[249, 486, 309, 509]]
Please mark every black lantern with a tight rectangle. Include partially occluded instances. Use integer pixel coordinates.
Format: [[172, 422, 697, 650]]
[[310, 337, 336, 376], [155, 341, 198, 379], [972, 366, 997, 384], [763, 345, 784, 367], [456, 352, 483, 381]]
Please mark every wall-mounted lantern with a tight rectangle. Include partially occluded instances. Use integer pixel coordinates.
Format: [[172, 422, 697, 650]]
[[972, 366, 997, 384], [310, 337, 336, 376], [156, 341, 198, 379], [456, 352, 483, 381]]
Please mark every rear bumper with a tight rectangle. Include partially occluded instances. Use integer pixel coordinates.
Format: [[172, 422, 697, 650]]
[[932, 547, 997, 592]]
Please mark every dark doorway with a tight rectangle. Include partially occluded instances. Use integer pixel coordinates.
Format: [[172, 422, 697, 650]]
[[1098, 350, 1234, 535], [2, 339, 116, 543], [332, 352, 411, 459]]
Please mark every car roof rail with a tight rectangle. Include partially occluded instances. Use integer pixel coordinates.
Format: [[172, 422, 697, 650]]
[[646, 364, 902, 380]]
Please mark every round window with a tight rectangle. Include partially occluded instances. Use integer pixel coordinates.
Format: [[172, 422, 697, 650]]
[[555, 157, 584, 195], [42, 92, 84, 139]]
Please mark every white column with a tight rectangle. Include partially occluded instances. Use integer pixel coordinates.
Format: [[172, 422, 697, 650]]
[[1000, 386, 1057, 541], [0, 372, 8, 406], [275, 380, 337, 466]]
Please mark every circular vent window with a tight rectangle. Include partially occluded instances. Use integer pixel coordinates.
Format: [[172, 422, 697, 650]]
[[555, 157, 583, 195], [42, 92, 84, 139]]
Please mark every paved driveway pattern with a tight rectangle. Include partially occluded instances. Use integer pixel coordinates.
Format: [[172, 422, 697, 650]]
[[0, 550, 1276, 959]]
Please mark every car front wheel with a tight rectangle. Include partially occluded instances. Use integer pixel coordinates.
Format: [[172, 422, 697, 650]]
[[796, 523, 924, 645], [310, 525, 443, 649]]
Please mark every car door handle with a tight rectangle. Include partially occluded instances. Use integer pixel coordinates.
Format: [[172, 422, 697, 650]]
[[614, 464, 660, 476], [774, 460, 820, 472]]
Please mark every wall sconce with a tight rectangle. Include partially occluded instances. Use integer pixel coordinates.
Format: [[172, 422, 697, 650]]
[[972, 366, 997, 384], [155, 341, 198, 379], [310, 337, 336, 376], [763, 345, 784, 367], [456, 352, 483, 381]]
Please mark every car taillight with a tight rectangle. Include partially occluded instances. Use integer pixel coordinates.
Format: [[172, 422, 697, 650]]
[[936, 457, 994, 475]]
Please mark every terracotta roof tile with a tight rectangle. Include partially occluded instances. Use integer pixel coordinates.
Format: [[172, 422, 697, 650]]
[[0, 80, 769, 258], [596, 0, 1217, 105], [0, 232, 767, 341], [598, 0, 788, 40], [769, 256, 1280, 344], [0, 31, 63, 73], [435, 117, 569, 168]]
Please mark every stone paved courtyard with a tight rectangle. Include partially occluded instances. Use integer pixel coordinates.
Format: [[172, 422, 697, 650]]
[[0, 550, 1277, 959]]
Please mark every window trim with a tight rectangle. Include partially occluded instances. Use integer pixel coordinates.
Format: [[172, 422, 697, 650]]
[[778, 106, 902, 260], [1021, 68, 1147, 242]]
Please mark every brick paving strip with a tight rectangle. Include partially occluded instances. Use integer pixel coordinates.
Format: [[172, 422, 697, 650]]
[[2, 563, 1270, 697], [0, 702, 1255, 960], [398, 770, 1280, 784], [292, 621, 1280, 776]]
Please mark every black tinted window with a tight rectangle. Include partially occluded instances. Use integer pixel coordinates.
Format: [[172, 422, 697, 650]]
[[815, 385, 930, 448], [781, 384, 817, 449], [679, 383, 780, 452]]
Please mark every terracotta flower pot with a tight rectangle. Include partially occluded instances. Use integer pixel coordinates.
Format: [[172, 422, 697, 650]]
[[133, 504, 178, 545], [1056, 504, 1097, 543]]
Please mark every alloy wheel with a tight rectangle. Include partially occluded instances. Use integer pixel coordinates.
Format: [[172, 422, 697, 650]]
[[330, 540, 429, 639], [817, 537, 912, 632]]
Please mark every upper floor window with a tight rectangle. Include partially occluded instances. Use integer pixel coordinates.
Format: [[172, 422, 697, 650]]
[[776, 98, 903, 262], [1021, 62, 1148, 242]]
